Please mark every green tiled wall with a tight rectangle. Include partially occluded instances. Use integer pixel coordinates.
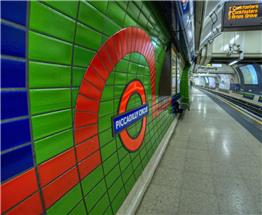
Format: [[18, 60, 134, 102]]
[[27, 1, 172, 214]]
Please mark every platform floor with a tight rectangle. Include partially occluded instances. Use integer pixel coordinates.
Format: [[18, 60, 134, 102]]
[[136, 88, 262, 215]]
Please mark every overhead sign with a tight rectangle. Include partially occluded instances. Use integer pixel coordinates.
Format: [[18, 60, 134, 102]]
[[222, 1, 262, 31]]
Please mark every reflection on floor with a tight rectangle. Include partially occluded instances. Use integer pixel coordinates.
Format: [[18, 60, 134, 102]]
[[136, 88, 262, 215]]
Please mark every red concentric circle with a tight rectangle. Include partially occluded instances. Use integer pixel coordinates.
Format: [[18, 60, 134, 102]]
[[118, 80, 147, 152]]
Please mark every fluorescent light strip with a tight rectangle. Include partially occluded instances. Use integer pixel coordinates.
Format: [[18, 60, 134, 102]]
[[228, 60, 239, 66]]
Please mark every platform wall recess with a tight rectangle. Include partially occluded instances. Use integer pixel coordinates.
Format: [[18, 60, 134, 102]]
[[1, 1, 173, 214]]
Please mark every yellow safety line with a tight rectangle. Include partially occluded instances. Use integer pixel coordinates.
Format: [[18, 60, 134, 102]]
[[205, 90, 262, 125]]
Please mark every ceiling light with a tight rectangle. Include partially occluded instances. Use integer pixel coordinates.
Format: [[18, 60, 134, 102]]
[[228, 60, 239, 66]]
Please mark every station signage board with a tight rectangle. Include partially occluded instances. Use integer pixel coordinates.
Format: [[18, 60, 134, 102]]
[[112, 104, 148, 134], [222, 1, 262, 31]]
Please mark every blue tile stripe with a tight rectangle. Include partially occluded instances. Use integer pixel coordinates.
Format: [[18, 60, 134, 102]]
[[1, 145, 34, 182], [1, 91, 29, 120], [1, 23, 26, 58], [1, 58, 26, 88], [1, 1, 35, 182], [1, 1, 27, 26], [1, 118, 31, 151]]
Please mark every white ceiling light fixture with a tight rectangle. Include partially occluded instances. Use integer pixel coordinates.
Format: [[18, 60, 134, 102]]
[[212, 64, 222, 68], [228, 50, 244, 66], [228, 60, 239, 66]]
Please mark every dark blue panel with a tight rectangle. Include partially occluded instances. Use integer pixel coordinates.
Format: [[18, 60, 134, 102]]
[[1, 118, 31, 151], [113, 104, 149, 134], [1, 144, 34, 182], [1, 58, 26, 88], [1, 91, 28, 120], [1, 1, 27, 26], [1, 23, 26, 57]]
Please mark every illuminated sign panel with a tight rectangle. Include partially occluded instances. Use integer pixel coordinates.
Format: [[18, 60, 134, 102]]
[[222, 1, 262, 31], [228, 4, 259, 20]]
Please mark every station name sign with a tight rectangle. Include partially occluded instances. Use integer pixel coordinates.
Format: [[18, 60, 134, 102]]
[[112, 104, 149, 134], [222, 1, 262, 31]]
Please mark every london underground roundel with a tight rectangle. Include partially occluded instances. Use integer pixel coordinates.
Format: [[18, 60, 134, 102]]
[[113, 80, 148, 151], [74, 27, 159, 175]]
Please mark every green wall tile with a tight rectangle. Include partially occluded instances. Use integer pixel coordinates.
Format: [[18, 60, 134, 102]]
[[44, 1, 78, 18], [115, 60, 129, 72], [117, 1, 128, 10], [89, 194, 111, 215], [103, 18, 121, 36], [89, 1, 108, 13], [105, 74, 115, 85], [79, 2, 105, 32], [99, 129, 114, 147], [122, 165, 133, 183], [108, 177, 124, 201], [72, 88, 79, 107], [140, 56, 148, 66], [47, 184, 82, 215], [85, 180, 107, 211], [115, 136, 123, 150], [102, 85, 114, 100], [73, 46, 94, 67], [99, 100, 114, 116], [139, 146, 147, 160], [127, 125, 138, 138], [31, 109, 72, 140], [30, 2, 75, 42], [118, 147, 128, 161], [103, 153, 118, 175], [131, 154, 140, 166], [107, 2, 125, 27], [34, 129, 73, 164], [129, 63, 141, 74], [29, 31, 72, 65], [68, 201, 86, 215], [134, 1, 143, 10], [141, 3, 151, 18], [134, 165, 143, 179], [30, 89, 71, 115], [29, 62, 71, 88], [101, 140, 116, 161], [103, 206, 114, 215], [82, 166, 103, 195], [146, 21, 154, 35], [123, 55, 130, 61], [72, 67, 86, 87], [105, 165, 121, 188], [141, 154, 149, 167], [111, 188, 126, 214], [99, 114, 112, 132], [101, 35, 108, 45], [130, 53, 141, 64], [127, 93, 141, 111], [75, 23, 102, 50], [114, 72, 127, 85], [124, 174, 136, 193], [114, 86, 124, 97], [124, 14, 137, 27]]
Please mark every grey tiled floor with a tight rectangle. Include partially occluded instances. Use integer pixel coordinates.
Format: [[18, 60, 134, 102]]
[[136, 88, 262, 215]]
